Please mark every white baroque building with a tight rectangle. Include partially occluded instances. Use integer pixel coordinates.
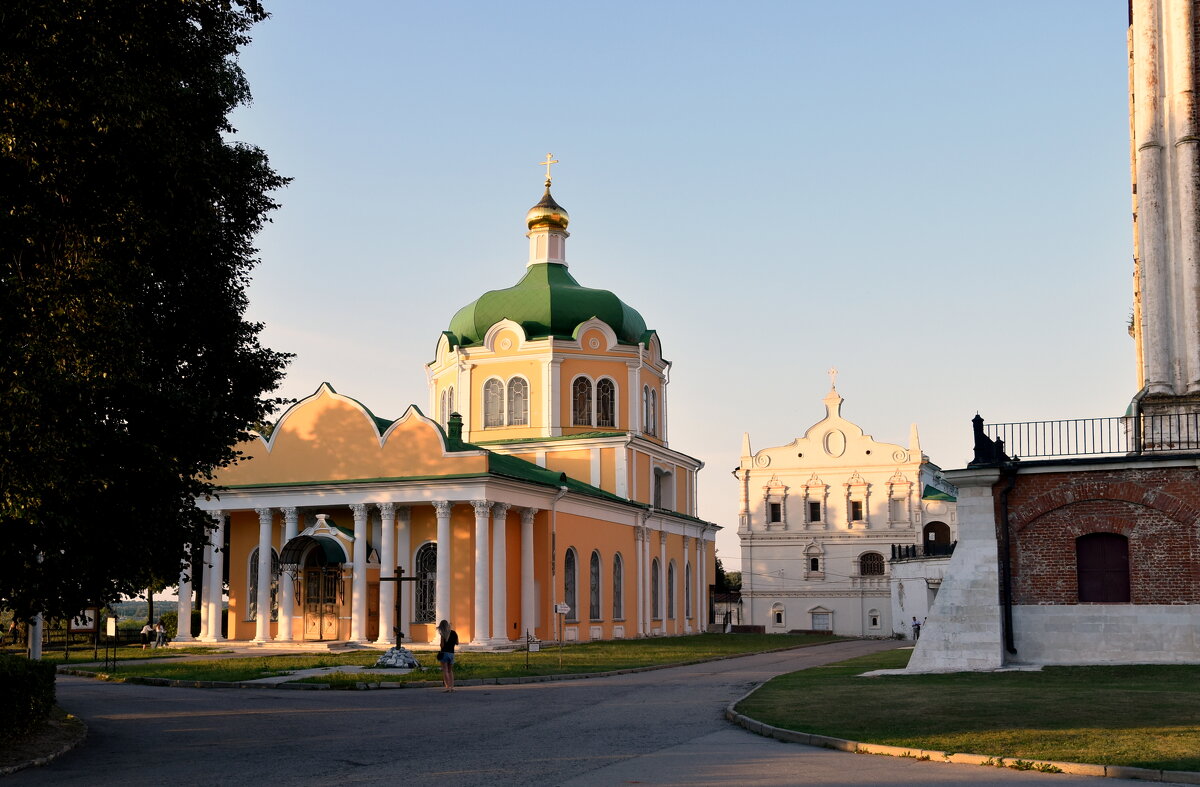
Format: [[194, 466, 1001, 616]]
[[735, 383, 957, 637]]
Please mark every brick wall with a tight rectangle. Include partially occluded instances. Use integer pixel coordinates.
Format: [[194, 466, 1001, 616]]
[[1003, 465, 1200, 605]]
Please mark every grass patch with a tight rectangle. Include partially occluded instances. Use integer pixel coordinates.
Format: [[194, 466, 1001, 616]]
[[32, 646, 225, 664], [736, 649, 1200, 772], [72, 633, 840, 685]]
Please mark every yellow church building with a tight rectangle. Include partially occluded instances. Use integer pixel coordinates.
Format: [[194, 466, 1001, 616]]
[[175, 172, 719, 647]]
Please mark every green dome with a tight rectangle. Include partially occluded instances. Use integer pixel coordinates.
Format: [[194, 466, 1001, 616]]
[[448, 263, 650, 347]]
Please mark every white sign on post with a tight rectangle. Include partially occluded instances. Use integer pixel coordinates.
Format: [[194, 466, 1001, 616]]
[[106, 617, 117, 638], [554, 603, 571, 615]]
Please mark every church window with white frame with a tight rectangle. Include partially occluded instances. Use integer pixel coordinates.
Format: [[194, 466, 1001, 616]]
[[589, 550, 602, 620], [684, 561, 692, 618], [439, 386, 455, 427], [771, 602, 785, 627], [807, 500, 821, 523], [564, 548, 579, 622], [483, 378, 504, 428], [596, 378, 616, 428], [643, 385, 657, 436], [667, 560, 676, 619], [506, 377, 529, 426], [572, 377, 592, 426], [414, 543, 437, 623], [246, 547, 280, 622], [612, 552, 624, 619], [651, 558, 661, 619]]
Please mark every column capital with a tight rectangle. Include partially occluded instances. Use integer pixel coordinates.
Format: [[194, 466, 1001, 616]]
[[255, 507, 274, 523], [491, 502, 511, 519], [470, 499, 491, 517], [281, 506, 298, 520], [349, 502, 368, 519], [521, 507, 538, 526], [682, 535, 690, 550], [377, 502, 396, 519], [434, 500, 453, 517]]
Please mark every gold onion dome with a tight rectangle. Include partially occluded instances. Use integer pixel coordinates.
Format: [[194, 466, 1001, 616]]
[[526, 184, 570, 230]]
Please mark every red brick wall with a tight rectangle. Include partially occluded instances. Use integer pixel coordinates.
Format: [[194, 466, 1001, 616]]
[[1002, 466, 1200, 605]]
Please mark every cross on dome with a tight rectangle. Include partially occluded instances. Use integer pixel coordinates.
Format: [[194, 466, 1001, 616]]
[[538, 153, 558, 185], [828, 366, 839, 390]]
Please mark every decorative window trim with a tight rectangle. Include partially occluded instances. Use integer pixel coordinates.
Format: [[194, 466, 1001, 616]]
[[770, 602, 786, 628], [858, 551, 885, 577], [642, 385, 658, 436], [246, 547, 280, 622], [506, 376, 530, 426], [438, 385, 456, 428], [886, 469, 912, 526], [844, 471, 870, 529], [651, 557, 662, 620], [612, 552, 624, 620], [653, 465, 674, 511], [867, 608, 882, 629], [762, 475, 788, 529], [804, 541, 825, 580], [667, 560, 677, 620], [595, 376, 619, 428], [413, 541, 437, 624], [684, 561, 692, 619], [808, 606, 833, 632], [803, 473, 827, 529], [483, 376, 505, 428]]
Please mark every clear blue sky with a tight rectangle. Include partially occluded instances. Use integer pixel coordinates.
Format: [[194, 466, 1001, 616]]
[[230, 1, 1132, 569]]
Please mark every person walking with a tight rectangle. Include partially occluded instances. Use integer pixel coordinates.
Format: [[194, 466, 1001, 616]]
[[155, 619, 167, 648], [911, 616, 922, 641], [436, 619, 459, 692], [140, 622, 153, 650]]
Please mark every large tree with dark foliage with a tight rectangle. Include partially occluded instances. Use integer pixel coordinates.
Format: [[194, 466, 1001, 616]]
[[0, 1, 290, 621]]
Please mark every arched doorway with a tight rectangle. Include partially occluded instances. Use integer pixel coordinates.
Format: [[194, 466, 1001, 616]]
[[923, 521, 951, 554]]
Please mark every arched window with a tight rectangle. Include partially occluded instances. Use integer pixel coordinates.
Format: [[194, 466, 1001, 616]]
[[771, 603, 785, 627], [414, 543, 437, 623], [572, 377, 592, 426], [247, 547, 280, 622], [643, 385, 657, 436], [596, 378, 616, 428], [859, 552, 885, 576], [564, 548, 578, 621], [439, 388, 448, 426], [651, 558, 661, 619], [589, 551, 601, 620], [483, 378, 504, 428], [653, 469, 673, 510], [507, 377, 529, 426], [809, 556, 820, 572], [649, 388, 658, 436], [612, 553, 624, 619], [1077, 533, 1130, 602], [447, 386, 454, 423], [685, 562, 693, 618], [667, 561, 676, 619]]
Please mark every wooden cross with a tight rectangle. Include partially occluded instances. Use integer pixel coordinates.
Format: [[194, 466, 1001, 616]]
[[538, 153, 558, 184], [828, 366, 838, 389]]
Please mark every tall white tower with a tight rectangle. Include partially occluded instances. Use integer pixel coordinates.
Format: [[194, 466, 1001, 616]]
[[1130, 0, 1200, 409]]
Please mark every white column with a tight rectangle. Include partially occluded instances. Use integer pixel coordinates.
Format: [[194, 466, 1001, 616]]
[[277, 507, 299, 642], [349, 503, 368, 642], [29, 613, 43, 660], [682, 536, 692, 633], [490, 503, 510, 644], [396, 506, 411, 641], [471, 499, 491, 644], [175, 546, 194, 642], [521, 508, 537, 638], [634, 527, 644, 635], [198, 537, 212, 640], [254, 508, 273, 642], [377, 502, 396, 645], [434, 500, 452, 640], [655, 529, 664, 626], [203, 510, 226, 642], [696, 534, 706, 632], [641, 524, 651, 635]]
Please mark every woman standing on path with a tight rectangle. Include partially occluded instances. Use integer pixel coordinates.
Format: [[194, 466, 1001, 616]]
[[436, 619, 458, 692]]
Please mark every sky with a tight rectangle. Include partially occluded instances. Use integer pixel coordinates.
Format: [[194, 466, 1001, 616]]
[[228, 1, 1134, 570]]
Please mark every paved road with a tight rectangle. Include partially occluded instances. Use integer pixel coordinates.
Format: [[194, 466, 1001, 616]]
[[14, 640, 1171, 786]]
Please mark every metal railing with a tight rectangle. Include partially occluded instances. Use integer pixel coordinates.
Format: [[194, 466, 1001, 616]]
[[891, 542, 956, 560], [983, 409, 1200, 460]]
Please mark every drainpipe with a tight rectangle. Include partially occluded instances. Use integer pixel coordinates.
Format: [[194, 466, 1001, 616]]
[[998, 464, 1018, 657], [1129, 385, 1150, 455], [550, 485, 568, 641]]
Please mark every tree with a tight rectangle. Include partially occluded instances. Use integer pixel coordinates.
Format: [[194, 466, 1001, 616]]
[[0, 1, 290, 622]]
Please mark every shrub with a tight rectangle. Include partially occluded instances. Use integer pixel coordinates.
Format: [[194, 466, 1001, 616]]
[[0, 654, 56, 738]]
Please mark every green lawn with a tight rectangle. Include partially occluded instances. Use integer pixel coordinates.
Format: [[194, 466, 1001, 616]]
[[1, 644, 224, 664], [736, 649, 1200, 772], [70, 633, 841, 684]]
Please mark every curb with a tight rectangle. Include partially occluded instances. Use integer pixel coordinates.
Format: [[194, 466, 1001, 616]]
[[0, 710, 89, 777], [724, 689, 1200, 784], [56, 637, 846, 691]]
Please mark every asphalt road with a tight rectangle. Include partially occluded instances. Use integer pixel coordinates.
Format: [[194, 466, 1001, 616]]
[[12, 640, 1173, 786]]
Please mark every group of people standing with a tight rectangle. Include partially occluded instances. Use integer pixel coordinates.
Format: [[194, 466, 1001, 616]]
[[140, 619, 167, 650]]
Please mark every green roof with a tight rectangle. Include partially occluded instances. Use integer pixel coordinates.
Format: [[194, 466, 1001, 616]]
[[447, 262, 652, 347], [921, 484, 957, 502]]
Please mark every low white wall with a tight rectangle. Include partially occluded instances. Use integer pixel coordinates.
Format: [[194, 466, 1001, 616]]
[[889, 556, 950, 638], [1012, 605, 1200, 664]]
